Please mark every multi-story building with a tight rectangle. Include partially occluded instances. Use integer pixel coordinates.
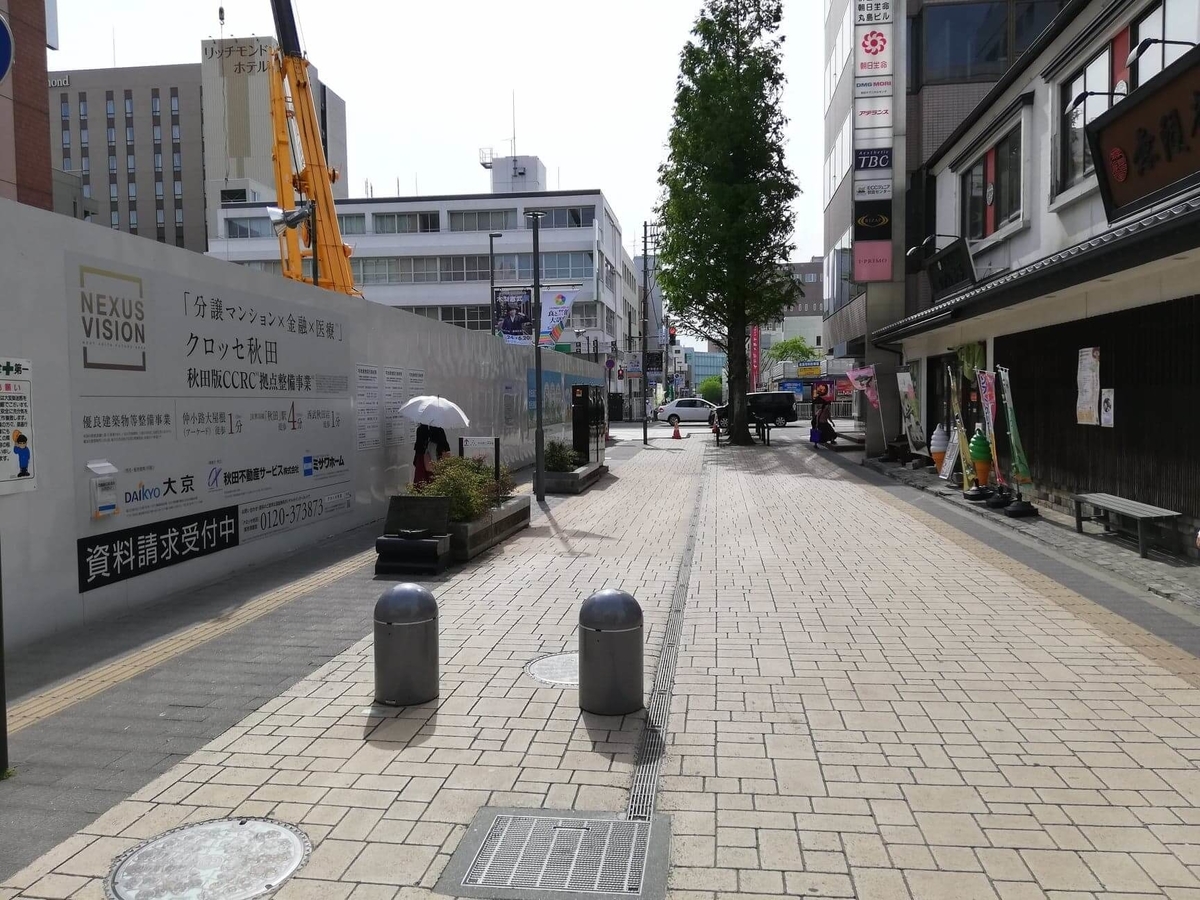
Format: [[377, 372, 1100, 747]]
[[822, 0, 1066, 450], [46, 37, 346, 253], [47, 64, 206, 249], [2, 0, 55, 211], [876, 0, 1200, 537]]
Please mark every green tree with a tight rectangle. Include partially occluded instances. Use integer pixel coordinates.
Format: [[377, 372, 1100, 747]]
[[763, 336, 817, 366], [657, 0, 801, 444], [698, 374, 724, 405]]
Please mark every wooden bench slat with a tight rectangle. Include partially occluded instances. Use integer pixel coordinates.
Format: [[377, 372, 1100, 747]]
[[1072, 493, 1181, 519]]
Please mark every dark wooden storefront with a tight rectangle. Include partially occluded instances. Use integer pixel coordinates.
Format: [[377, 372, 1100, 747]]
[[994, 293, 1200, 517]]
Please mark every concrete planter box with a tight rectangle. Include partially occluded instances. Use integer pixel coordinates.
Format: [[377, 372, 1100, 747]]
[[544, 462, 607, 495], [448, 495, 531, 562]]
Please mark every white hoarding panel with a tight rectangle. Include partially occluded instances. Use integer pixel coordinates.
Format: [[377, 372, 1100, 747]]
[[68, 254, 354, 592], [854, 24, 893, 78]]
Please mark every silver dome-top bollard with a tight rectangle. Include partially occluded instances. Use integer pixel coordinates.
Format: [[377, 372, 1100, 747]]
[[374, 583, 439, 707], [578, 589, 644, 716]]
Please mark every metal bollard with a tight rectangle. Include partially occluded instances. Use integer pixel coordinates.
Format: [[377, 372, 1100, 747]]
[[578, 589, 644, 715], [374, 583, 439, 706]]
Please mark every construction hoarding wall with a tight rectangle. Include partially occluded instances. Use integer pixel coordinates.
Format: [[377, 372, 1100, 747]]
[[0, 199, 603, 648]]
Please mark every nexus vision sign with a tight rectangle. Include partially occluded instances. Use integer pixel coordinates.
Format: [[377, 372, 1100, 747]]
[[79, 266, 148, 371]]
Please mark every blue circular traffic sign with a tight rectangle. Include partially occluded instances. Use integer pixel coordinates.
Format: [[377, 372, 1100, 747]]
[[0, 15, 13, 86]]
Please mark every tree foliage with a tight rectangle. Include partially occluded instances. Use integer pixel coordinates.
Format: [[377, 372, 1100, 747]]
[[698, 375, 724, 405], [656, 0, 801, 443], [763, 336, 818, 366]]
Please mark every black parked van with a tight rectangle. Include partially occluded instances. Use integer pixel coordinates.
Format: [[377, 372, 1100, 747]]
[[709, 391, 799, 429]]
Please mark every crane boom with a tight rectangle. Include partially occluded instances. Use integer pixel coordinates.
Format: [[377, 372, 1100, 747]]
[[267, 0, 358, 295]]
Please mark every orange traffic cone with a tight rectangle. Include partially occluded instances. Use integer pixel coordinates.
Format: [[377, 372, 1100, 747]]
[[672, 423, 682, 440]]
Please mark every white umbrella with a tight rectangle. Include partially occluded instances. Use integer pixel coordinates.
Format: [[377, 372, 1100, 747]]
[[397, 395, 470, 428]]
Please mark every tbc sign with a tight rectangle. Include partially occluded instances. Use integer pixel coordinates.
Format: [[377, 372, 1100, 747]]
[[1088, 44, 1200, 222]]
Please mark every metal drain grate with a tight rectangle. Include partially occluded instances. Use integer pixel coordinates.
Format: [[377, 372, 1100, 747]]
[[626, 456, 704, 822], [438, 808, 670, 900], [465, 815, 650, 894]]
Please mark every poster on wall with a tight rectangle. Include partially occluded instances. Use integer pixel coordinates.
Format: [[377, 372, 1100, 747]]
[[383, 367, 406, 446], [0, 357, 36, 495], [895, 370, 927, 456], [355, 364, 381, 451], [1076, 347, 1100, 425], [495, 288, 534, 345], [68, 254, 355, 592], [1101, 388, 1114, 427]]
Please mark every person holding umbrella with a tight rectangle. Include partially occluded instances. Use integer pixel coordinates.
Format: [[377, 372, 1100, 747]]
[[398, 395, 471, 486]]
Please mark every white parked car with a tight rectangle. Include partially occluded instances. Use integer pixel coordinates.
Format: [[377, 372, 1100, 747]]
[[655, 398, 716, 425]]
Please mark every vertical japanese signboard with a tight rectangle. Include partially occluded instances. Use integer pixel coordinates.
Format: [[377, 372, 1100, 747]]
[[68, 255, 355, 593], [356, 364, 381, 451], [0, 357, 35, 495], [852, 0, 895, 284]]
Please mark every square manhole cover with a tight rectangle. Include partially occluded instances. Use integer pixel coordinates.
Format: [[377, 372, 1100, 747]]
[[437, 808, 670, 900]]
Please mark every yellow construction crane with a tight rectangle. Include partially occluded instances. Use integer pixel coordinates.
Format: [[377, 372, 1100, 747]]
[[266, 0, 358, 295]]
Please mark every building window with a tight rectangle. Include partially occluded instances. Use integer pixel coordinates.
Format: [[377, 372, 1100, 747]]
[[106, 98, 115, 117], [82, 183, 92, 198], [79, 97, 87, 118], [174, 180, 182, 198], [108, 155, 117, 173], [540, 206, 596, 229], [110, 210, 119, 228], [337, 213, 366, 234], [60, 99, 70, 118], [924, 2, 1010, 83], [373, 212, 439, 234], [411, 257, 439, 283], [440, 305, 491, 331], [995, 125, 1022, 226], [1134, 1, 1200, 87], [61, 130, 70, 148], [151, 95, 160, 116], [81, 156, 90, 173], [1014, 1, 1062, 55], [405, 306, 441, 321], [155, 181, 164, 199], [129, 210, 138, 230], [175, 208, 183, 226], [153, 124, 161, 142], [106, 127, 115, 145], [170, 93, 179, 114], [154, 153, 162, 172], [127, 154, 136, 173], [63, 156, 72, 171], [109, 183, 118, 200], [124, 96, 133, 116], [962, 159, 986, 241], [541, 251, 594, 280], [128, 182, 137, 200], [225, 216, 272, 238], [176, 233, 185, 247], [157, 209, 166, 227], [355, 257, 398, 284], [171, 123, 180, 141], [437, 255, 491, 282], [172, 152, 181, 170], [571, 302, 600, 329], [448, 209, 518, 232], [1060, 47, 1110, 190], [493, 253, 534, 282]]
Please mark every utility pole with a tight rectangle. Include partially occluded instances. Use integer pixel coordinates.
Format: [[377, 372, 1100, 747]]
[[528, 210, 547, 500], [641, 223, 650, 446]]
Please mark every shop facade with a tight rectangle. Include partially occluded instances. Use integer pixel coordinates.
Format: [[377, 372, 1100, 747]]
[[876, 0, 1200, 538]]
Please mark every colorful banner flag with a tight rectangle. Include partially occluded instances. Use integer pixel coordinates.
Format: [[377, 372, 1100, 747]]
[[539, 290, 579, 347], [895, 370, 927, 456], [947, 366, 973, 492], [996, 366, 1032, 485], [846, 365, 881, 409], [750, 327, 761, 389], [975, 371, 1006, 487]]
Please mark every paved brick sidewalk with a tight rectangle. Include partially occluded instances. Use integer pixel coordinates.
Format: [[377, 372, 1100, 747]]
[[9, 436, 1200, 899]]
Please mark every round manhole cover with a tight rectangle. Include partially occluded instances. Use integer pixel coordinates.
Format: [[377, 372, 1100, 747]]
[[526, 652, 579, 686], [106, 817, 310, 900]]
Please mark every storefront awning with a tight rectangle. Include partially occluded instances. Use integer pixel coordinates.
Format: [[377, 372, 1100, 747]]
[[874, 195, 1200, 344]]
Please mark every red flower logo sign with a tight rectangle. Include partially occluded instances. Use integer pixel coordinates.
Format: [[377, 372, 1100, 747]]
[[1109, 147, 1129, 183], [861, 31, 887, 56]]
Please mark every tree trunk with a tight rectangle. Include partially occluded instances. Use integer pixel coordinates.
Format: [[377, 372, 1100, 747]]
[[726, 308, 754, 445]]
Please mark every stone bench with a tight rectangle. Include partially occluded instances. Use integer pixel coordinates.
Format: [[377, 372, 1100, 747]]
[[375, 495, 452, 575]]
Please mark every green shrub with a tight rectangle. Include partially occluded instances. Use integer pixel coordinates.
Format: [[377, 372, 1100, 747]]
[[413, 456, 490, 522], [545, 440, 580, 472]]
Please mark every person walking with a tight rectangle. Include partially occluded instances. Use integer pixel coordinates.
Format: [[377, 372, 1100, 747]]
[[813, 395, 838, 447], [413, 424, 434, 486], [429, 426, 451, 462]]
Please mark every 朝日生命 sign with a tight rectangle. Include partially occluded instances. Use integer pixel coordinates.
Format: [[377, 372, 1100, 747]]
[[854, 24, 893, 78], [855, 0, 892, 25]]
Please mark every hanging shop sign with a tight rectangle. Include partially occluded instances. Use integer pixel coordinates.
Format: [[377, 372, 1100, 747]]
[[1087, 44, 1200, 222], [854, 146, 893, 172], [854, 96, 893, 131], [853, 200, 893, 241], [853, 179, 893, 201], [854, 24, 893, 77], [925, 238, 978, 301], [855, 0, 892, 24], [853, 240, 892, 282], [855, 76, 893, 99]]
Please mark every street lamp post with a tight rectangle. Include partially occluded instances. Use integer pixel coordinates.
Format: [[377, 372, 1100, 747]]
[[488, 232, 502, 336], [526, 210, 547, 501]]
